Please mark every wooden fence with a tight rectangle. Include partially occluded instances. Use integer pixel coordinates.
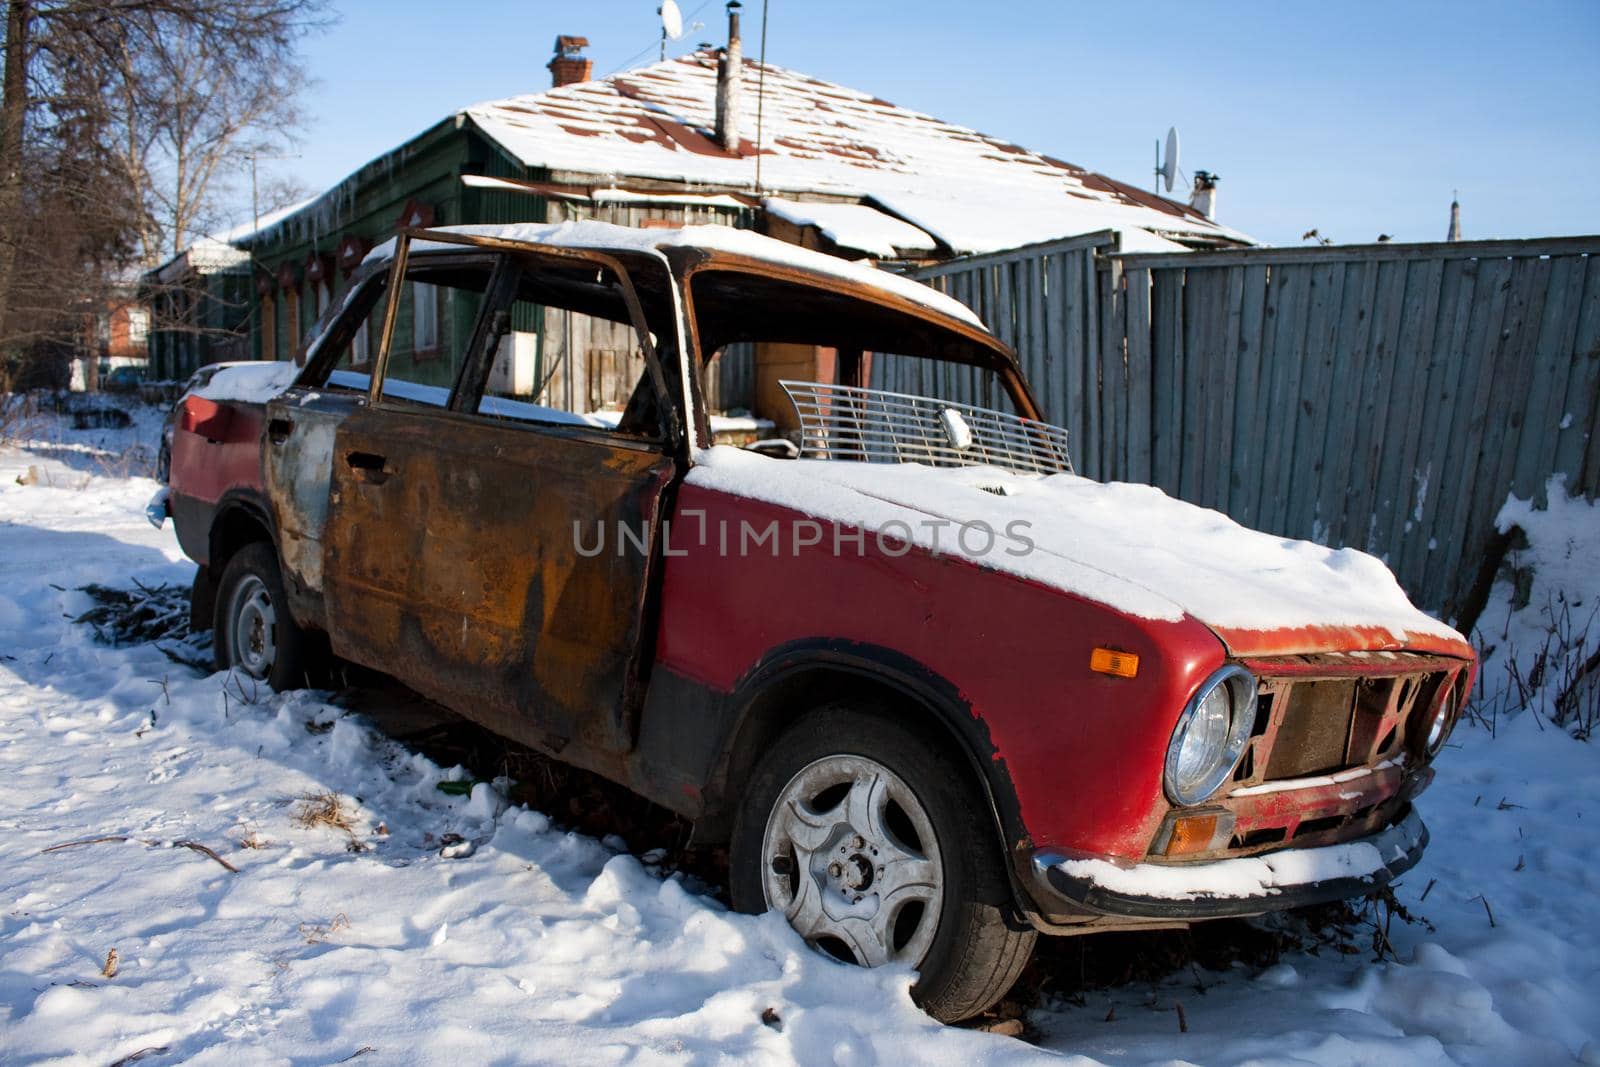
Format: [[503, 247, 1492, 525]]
[[907, 234, 1600, 622]]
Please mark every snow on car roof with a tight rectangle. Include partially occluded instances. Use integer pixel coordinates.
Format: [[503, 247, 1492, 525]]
[[190, 361, 301, 404], [365, 220, 988, 331]]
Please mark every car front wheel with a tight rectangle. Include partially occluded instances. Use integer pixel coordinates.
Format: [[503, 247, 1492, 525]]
[[731, 703, 1036, 1022], [213, 542, 307, 691]]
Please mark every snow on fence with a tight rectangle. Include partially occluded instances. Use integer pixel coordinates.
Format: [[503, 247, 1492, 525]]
[[903, 234, 1600, 623]]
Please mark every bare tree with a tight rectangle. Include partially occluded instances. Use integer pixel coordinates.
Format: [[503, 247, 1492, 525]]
[[0, 0, 326, 388]]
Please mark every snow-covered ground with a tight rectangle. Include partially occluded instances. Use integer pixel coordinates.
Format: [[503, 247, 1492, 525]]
[[2, 409, 1598, 1066]]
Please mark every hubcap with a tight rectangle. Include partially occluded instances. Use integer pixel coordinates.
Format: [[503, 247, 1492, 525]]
[[761, 754, 944, 969], [229, 575, 276, 679]]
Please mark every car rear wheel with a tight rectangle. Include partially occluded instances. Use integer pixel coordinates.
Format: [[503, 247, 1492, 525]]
[[214, 542, 307, 691], [730, 703, 1036, 1022]]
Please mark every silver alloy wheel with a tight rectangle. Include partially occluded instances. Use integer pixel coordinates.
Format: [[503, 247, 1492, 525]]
[[761, 754, 944, 969], [228, 574, 276, 679]]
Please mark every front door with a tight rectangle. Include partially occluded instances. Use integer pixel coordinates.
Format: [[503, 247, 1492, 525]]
[[321, 243, 681, 760]]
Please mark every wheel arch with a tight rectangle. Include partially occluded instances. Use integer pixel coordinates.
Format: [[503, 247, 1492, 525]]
[[709, 640, 1029, 860], [196, 491, 276, 632], [207, 491, 275, 573]]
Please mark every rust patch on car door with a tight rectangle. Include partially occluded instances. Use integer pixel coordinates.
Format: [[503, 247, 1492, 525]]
[[323, 405, 675, 764], [263, 390, 362, 608]]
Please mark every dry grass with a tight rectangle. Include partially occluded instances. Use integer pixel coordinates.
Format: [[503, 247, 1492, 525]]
[[292, 792, 355, 832], [234, 825, 268, 850], [1471, 591, 1600, 740], [92, 444, 157, 480], [292, 792, 367, 851], [298, 913, 351, 944]]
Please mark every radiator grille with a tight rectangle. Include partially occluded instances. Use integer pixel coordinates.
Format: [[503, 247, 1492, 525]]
[[1266, 680, 1358, 778]]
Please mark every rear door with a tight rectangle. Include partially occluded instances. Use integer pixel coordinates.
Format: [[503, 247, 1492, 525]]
[[321, 243, 681, 759]]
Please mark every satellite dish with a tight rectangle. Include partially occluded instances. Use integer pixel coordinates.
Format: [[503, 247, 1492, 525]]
[[660, 0, 684, 40], [1159, 126, 1180, 193]]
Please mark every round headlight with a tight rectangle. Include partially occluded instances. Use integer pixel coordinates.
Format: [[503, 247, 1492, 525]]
[[1420, 675, 1461, 756], [1165, 665, 1257, 806]]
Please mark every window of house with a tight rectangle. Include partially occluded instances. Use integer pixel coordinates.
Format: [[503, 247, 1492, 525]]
[[412, 281, 439, 353], [351, 317, 370, 369], [336, 263, 484, 407], [469, 256, 670, 439], [127, 308, 150, 345]]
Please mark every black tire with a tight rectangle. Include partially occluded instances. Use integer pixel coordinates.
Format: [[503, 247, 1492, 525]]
[[730, 702, 1036, 1022], [213, 541, 308, 692]]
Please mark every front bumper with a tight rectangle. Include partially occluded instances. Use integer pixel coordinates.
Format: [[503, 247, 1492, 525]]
[[1030, 807, 1427, 921]]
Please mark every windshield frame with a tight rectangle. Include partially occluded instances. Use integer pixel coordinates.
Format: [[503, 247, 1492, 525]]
[[672, 248, 1045, 452]]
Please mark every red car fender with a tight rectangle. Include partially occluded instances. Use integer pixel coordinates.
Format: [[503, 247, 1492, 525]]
[[653, 484, 1225, 861]]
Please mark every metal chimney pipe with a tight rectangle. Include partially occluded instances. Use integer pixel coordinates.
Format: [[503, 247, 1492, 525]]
[[715, 2, 743, 153], [1189, 170, 1219, 221]]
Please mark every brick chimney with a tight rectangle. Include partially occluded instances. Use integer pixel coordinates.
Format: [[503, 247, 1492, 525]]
[[548, 35, 592, 88], [714, 3, 742, 152]]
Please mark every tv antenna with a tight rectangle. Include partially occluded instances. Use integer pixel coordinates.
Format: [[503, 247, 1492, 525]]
[[1154, 126, 1179, 195], [658, 1, 684, 59]]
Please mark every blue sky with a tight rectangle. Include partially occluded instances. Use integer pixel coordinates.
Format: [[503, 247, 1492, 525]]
[[239, 0, 1599, 247]]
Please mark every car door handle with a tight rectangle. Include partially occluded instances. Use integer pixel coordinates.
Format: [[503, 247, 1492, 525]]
[[345, 450, 392, 485], [267, 417, 293, 444]]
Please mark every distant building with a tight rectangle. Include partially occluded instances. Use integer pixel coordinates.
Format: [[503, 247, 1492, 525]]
[[141, 202, 310, 381], [96, 294, 148, 366]]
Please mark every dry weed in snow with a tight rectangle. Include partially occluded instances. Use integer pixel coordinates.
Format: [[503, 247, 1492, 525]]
[[299, 913, 351, 944], [291, 791, 366, 851]]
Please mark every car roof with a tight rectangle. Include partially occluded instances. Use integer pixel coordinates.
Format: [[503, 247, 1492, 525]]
[[362, 220, 988, 335]]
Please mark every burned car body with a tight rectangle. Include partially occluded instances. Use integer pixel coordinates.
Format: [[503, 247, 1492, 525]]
[[163, 222, 1476, 1022]]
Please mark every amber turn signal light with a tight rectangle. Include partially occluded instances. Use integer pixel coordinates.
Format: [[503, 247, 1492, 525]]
[[1163, 814, 1220, 856], [1090, 647, 1139, 678]]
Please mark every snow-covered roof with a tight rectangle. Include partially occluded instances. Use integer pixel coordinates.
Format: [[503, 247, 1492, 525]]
[[144, 237, 248, 286], [364, 221, 987, 330], [463, 53, 1252, 254], [143, 198, 318, 286], [762, 197, 937, 258]]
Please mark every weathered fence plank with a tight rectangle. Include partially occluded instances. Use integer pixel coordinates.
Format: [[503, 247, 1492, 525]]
[[1227, 264, 1269, 520], [1512, 255, 1583, 503], [1125, 267, 1153, 483], [1150, 268, 1184, 496], [1099, 259, 1127, 481], [1554, 258, 1600, 495], [1380, 258, 1444, 569]]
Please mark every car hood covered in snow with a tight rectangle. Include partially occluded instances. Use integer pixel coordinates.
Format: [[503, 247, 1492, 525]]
[[685, 447, 1472, 660]]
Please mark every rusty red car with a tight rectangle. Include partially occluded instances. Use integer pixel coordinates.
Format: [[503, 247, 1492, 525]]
[[159, 221, 1476, 1022]]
